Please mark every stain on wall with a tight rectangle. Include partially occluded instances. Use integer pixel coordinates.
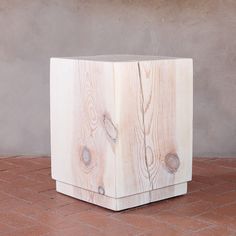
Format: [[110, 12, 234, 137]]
[[0, 0, 235, 156]]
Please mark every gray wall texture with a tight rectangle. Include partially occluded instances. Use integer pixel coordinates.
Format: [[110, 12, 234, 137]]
[[0, 0, 236, 156]]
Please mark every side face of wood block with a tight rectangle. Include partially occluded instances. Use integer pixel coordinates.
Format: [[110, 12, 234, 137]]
[[50, 56, 193, 209], [50, 59, 116, 197], [114, 59, 192, 197]]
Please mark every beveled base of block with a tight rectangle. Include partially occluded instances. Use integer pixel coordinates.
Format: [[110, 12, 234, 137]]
[[56, 181, 187, 211]]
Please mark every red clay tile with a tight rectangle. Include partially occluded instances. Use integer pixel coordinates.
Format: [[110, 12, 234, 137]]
[[215, 202, 236, 218], [169, 200, 213, 217], [162, 194, 201, 209], [30, 157, 51, 168], [4, 157, 41, 167], [3, 224, 52, 236], [189, 190, 236, 208], [218, 172, 236, 183], [43, 224, 103, 236], [29, 211, 74, 229], [191, 225, 236, 236], [36, 168, 51, 176], [196, 165, 234, 177], [2, 186, 49, 203], [0, 156, 236, 236], [153, 211, 211, 232], [188, 181, 211, 192], [192, 166, 208, 176], [0, 161, 17, 171], [0, 171, 21, 182], [34, 195, 75, 210], [229, 218, 236, 231], [13, 204, 48, 218], [193, 175, 226, 185], [22, 172, 52, 184], [211, 158, 236, 169], [84, 204, 115, 216], [0, 197, 30, 211], [193, 160, 218, 169], [195, 211, 235, 226], [26, 181, 55, 193], [189, 190, 218, 203], [8, 178, 40, 188], [0, 212, 37, 228], [113, 212, 163, 230], [66, 211, 142, 235], [211, 191, 236, 206], [0, 222, 15, 235], [139, 224, 185, 236], [39, 189, 58, 198], [122, 200, 170, 216], [32, 199, 66, 211], [201, 182, 236, 195], [0, 191, 10, 201], [52, 201, 93, 216]]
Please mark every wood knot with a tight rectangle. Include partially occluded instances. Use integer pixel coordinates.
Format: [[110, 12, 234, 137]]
[[81, 146, 91, 166], [103, 114, 118, 142], [165, 153, 180, 174], [98, 186, 105, 195]]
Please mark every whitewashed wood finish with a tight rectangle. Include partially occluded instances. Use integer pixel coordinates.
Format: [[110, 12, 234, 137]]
[[114, 59, 192, 197], [56, 180, 187, 211], [114, 62, 151, 197], [51, 55, 193, 210], [51, 59, 116, 197]]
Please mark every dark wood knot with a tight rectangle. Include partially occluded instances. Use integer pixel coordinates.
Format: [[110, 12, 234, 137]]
[[98, 186, 105, 195], [165, 153, 180, 174], [81, 146, 91, 166]]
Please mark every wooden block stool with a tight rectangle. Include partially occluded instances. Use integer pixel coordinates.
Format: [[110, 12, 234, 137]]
[[50, 55, 193, 211]]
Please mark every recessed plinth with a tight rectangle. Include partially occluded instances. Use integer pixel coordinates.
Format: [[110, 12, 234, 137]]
[[56, 181, 187, 211], [50, 55, 193, 211]]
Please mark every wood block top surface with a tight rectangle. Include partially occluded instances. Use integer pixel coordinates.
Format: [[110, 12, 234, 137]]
[[51, 54, 191, 62]]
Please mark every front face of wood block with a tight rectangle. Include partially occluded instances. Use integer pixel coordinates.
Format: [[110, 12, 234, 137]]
[[50, 57, 193, 203], [114, 60, 192, 197]]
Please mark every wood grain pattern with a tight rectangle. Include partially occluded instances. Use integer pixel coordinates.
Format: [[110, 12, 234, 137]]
[[114, 62, 151, 197], [71, 60, 117, 197], [137, 60, 178, 191], [51, 55, 193, 210], [56, 180, 187, 211], [51, 59, 117, 197], [114, 59, 192, 197]]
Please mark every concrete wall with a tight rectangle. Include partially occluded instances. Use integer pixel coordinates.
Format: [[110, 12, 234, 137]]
[[0, 0, 235, 156]]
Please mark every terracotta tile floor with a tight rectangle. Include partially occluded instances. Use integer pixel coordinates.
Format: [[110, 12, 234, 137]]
[[0, 156, 235, 236]]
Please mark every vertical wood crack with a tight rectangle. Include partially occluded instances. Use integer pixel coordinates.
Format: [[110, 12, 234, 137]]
[[137, 62, 153, 195]]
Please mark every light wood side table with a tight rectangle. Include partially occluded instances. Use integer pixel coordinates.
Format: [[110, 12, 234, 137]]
[[50, 55, 193, 211]]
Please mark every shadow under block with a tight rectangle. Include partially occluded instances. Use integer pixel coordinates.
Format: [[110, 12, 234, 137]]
[[50, 55, 193, 211]]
